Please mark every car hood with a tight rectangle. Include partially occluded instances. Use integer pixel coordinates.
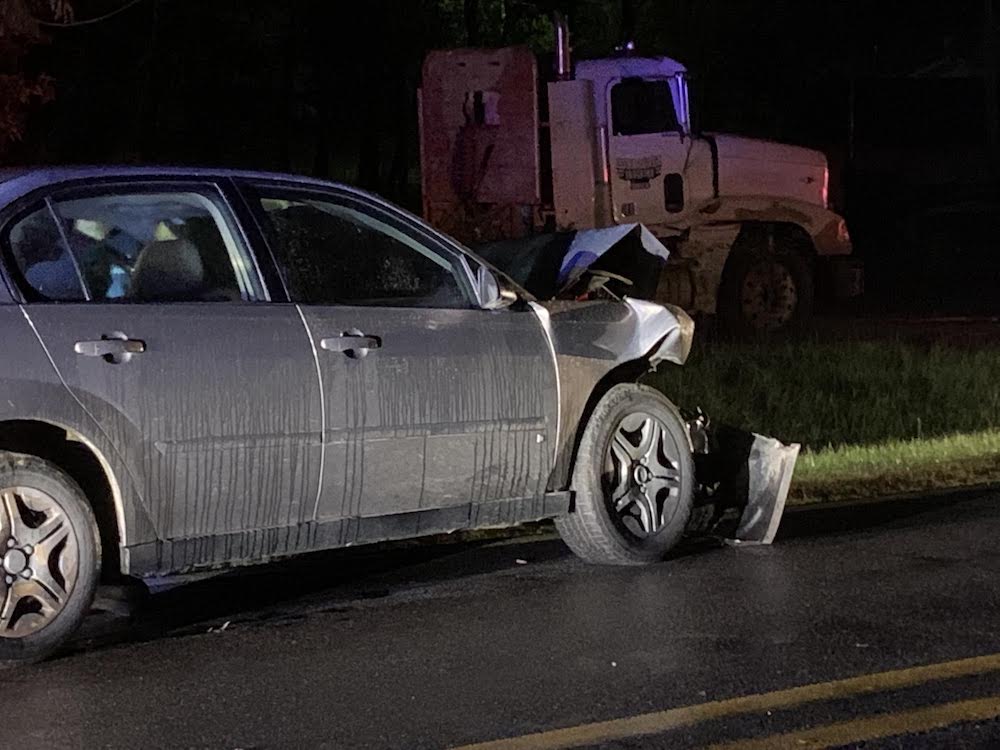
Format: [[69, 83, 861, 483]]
[[476, 223, 670, 302]]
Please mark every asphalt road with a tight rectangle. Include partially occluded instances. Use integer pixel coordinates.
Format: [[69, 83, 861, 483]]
[[8, 489, 1000, 749]]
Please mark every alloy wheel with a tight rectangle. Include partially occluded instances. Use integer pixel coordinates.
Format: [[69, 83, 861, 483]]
[[0, 487, 79, 639], [605, 412, 684, 538]]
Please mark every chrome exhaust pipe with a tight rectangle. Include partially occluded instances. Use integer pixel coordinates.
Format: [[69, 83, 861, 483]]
[[553, 11, 571, 80]]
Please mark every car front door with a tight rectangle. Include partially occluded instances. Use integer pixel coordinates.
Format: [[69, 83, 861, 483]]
[[2, 181, 323, 551], [244, 183, 557, 537]]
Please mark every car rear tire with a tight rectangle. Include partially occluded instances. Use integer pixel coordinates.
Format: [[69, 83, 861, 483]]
[[0, 452, 101, 667], [555, 384, 694, 565]]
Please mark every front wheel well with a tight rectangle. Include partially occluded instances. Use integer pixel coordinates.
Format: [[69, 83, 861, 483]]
[[561, 360, 665, 493], [0, 420, 121, 580], [728, 221, 817, 261]]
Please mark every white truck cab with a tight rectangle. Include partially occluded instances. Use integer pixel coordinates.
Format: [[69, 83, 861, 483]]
[[419, 22, 862, 335]]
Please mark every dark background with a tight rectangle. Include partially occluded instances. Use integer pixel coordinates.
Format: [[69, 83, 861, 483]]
[[10, 0, 1000, 314]]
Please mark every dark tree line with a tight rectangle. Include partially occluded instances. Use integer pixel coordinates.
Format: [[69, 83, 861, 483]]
[[3, 0, 996, 212]]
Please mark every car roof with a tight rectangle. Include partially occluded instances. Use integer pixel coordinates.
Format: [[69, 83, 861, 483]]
[[0, 165, 375, 208], [0, 165, 492, 275]]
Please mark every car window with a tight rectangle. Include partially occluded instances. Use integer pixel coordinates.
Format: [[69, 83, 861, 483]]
[[611, 78, 680, 136], [254, 190, 472, 308], [5, 190, 258, 303], [7, 205, 83, 301]]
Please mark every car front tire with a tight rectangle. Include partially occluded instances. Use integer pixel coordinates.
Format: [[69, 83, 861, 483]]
[[556, 384, 694, 565]]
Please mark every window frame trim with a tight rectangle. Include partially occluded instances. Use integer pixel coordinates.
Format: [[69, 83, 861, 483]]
[[0, 178, 269, 305], [608, 75, 685, 138]]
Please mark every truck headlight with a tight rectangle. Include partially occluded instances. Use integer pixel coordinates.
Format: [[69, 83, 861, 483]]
[[836, 218, 851, 245]]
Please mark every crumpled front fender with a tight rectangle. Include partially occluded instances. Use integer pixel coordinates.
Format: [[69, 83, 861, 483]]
[[531, 298, 799, 544], [531, 297, 694, 490], [622, 298, 695, 367], [532, 296, 799, 545]]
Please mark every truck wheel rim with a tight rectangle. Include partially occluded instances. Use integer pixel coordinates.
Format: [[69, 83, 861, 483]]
[[605, 412, 684, 538], [740, 260, 798, 330], [0, 487, 79, 639]]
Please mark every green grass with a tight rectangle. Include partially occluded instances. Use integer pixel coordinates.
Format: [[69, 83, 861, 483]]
[[646, 339, 1000, 502], [791, 430, 1000, 504]]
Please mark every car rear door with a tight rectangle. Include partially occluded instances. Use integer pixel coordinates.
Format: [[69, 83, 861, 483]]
[[242, 182, 558, 538], [1, 180, 322, 554]]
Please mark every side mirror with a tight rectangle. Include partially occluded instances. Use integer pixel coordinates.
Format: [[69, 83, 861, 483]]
[[477, 265, 517, 310]]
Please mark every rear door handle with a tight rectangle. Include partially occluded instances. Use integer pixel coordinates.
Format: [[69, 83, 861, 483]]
[[320, 333, 381, 358], [74, 338, 146, 361]]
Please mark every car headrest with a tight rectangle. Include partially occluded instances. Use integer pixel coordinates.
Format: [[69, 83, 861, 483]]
[[131, 239, 206, 301]]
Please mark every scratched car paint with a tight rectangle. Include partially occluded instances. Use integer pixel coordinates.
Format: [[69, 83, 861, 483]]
[[0, 167, 797, 664]]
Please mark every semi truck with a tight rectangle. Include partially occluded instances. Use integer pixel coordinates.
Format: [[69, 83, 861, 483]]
[[418, 15, 862, 335]]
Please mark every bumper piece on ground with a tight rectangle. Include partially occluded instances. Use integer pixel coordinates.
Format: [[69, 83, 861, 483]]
[[684, 416, 800, 544]]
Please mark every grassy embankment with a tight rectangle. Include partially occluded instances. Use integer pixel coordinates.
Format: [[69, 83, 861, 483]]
[[647, 339, 1000, 504]]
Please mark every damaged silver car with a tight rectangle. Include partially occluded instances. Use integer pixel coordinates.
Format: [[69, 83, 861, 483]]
[[0, 167, 797, 665]]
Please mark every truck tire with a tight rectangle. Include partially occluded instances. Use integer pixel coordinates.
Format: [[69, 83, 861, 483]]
[[0, 452, 101, 667], [555, 384, 694, 565], [718, 226, 815, 337]]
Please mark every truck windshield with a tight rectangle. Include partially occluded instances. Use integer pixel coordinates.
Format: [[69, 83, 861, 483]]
[[611, 78, 680, 136]]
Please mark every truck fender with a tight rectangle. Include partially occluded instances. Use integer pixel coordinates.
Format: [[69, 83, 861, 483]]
[[688, 195, 851, 256], [663, 197, 850, 316]]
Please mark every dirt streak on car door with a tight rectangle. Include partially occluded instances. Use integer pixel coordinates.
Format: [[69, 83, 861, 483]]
[[305, 304, 557, 527], [27, 305, 324, 549]]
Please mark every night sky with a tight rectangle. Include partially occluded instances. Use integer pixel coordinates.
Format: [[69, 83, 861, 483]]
[[11, 0, 1000, 311]]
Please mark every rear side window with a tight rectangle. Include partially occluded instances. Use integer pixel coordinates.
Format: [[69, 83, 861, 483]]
[[254, 190, 472, 309], [611, 78, 680, 136], [7, 206, 82, 301], [4, 190, 260, 303]]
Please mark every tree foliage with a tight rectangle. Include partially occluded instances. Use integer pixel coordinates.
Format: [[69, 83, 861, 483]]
[[0, 0, 71, 155]]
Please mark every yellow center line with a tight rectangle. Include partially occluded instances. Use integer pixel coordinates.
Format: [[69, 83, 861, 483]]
[[451, 652, 1000, 750], [706, 695, 1000, 750]]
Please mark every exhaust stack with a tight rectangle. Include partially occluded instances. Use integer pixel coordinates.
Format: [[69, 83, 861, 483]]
[[553, 12, 571, 80]]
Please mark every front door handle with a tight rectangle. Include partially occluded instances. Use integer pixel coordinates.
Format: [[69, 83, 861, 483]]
[[74, 336, 145, 364], [320, 333, 381, 359]]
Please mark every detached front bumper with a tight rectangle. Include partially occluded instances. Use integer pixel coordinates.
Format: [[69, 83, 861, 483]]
[[684, 417, 800, 545]]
